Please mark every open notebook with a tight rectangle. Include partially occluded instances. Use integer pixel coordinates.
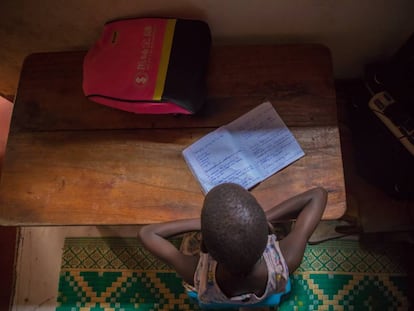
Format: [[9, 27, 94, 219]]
[[182, 101, 305, 193]]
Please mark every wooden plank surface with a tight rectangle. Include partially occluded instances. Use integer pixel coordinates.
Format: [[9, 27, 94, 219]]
[[11, 45, 336, 131], [0, 127, 344, 225], [0, 44, 346, 225]]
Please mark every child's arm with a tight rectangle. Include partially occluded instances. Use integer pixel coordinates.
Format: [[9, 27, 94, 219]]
[[138, 218, 201, 285], [266, 187, 327, 226], [267, 187, 328, 272]]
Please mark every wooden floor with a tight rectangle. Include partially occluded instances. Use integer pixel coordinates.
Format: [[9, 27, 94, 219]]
[[0, 226, 17, 311], [0, 94, 16, 311], [1, 81, 413, 308]]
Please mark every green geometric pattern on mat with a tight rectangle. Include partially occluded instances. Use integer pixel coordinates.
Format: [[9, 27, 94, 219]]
[[287, 273, 408, 310], [60, 237, 181, 271], [56, 238, 410, 311], [295, 240, 406, 274], [58, 271, 197, 311]]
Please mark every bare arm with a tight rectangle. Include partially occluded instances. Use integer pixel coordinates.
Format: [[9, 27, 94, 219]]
[[266, 187, 327, 228], [268, 187, 328, 272], [138, 218, 201, 285]]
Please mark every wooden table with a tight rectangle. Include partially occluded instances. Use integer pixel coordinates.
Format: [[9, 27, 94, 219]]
[[0, 44, 346, 225]]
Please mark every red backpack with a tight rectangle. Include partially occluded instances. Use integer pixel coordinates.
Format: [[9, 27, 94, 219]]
[[83, 18, 211, 114]]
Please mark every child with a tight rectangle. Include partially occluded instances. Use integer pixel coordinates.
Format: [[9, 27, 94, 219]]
[[138, 183, 327, 308]]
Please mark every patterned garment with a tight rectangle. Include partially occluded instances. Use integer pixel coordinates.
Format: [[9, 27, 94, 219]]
[[184, 234, 289, 306]]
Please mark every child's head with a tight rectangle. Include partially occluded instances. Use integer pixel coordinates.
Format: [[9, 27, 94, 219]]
[[201, 183, 268, 276]]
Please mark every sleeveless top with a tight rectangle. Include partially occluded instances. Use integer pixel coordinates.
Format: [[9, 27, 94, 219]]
[[186, 234, 289, 306]]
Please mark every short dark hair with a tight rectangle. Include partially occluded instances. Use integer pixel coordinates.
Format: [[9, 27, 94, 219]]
[[201, 183, 268, 276]]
